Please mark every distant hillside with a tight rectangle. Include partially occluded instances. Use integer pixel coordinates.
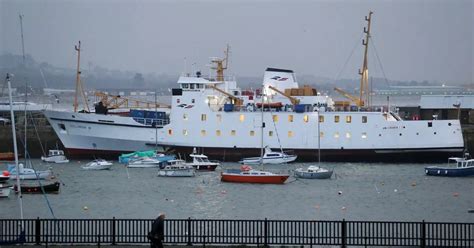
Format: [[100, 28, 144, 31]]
[[0, 53, 449, 95]]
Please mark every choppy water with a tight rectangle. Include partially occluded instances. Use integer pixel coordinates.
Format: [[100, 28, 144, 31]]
[[1, 160, 473, 222]]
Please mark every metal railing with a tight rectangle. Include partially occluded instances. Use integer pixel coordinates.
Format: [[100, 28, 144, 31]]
[[0, 218, 472, 247]]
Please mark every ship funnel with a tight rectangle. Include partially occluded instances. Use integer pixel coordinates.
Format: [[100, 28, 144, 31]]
[[263, 68, 298, 95]]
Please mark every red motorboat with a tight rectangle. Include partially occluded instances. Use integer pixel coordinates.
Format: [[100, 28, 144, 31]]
[[221, 165, 289, 184]]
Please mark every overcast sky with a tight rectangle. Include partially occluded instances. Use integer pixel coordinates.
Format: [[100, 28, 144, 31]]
[[1, 0, 472, 84]]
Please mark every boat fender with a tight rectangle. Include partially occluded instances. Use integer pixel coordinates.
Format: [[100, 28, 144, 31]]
[[2, 171, 9, 176], [337, 191, 342, 195], [437, 170, 440, 174], [445, 170, 448, 174], [453, 192, 459, 197], [341, 206, 346, 211], [394, 189, 398, 193], [83, 206, 88, 210]]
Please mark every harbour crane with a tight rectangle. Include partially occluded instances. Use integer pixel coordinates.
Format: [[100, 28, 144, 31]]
[[334, 87, 364, 107]]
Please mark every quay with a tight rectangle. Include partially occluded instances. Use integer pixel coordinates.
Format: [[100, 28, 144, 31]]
[[0, 218, 473, 247]]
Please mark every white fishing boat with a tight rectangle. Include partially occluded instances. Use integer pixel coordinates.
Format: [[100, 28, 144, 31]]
[[7, 163, 51, 180], [240, 146, 297, 165], [158, 159, 195, 177], [44, 17, 465, 163], [81, 159, 113, 170], [186, 149, 220, 171], [127, 157, 163, 168], [0, 171, 10, 183], [41, 150, 69, 163]]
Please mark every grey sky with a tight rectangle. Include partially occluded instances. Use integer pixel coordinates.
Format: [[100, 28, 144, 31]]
[[1, 0, 472, 84]]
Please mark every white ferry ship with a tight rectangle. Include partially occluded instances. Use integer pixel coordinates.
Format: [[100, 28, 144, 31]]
[[43, 13, 464, 162], [44, 67, 464, 162]]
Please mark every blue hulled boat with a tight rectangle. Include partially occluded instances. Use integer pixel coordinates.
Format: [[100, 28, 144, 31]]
[[425, 157, 474, 177]]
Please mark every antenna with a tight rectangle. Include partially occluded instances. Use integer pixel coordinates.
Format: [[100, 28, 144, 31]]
[[211, 44, 231, 82]]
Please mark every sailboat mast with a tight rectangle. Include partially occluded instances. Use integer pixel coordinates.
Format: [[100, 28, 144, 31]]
[[318, 112, 321, 164], [19, 14, 28, 168], [7, 74, 24, 224], [260, 86, 264, 166], [359, 11, 373, 108]]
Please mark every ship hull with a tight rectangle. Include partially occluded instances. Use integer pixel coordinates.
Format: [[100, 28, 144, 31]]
[[63, 146, 463, 163]]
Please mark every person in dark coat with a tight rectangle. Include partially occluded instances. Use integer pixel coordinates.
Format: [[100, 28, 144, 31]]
[[149, 213, 165, 248]]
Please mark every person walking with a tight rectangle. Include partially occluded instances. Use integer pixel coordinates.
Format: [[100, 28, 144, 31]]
[[149, 213, 165, 248]]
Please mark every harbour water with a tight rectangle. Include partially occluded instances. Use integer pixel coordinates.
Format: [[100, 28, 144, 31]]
[[0, 160, 473, 222]]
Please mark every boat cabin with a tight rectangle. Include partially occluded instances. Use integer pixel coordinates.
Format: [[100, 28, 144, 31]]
[[48, 150, 65, 156], [191, 154, 211, 163]]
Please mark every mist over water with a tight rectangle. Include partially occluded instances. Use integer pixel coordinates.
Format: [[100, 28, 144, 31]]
[[1, 160, 473, 222]]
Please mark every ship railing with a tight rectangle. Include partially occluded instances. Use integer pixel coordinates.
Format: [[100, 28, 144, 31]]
[[132, 117, 170, 127], [0, 218, 472, 247], [180, 73, 236, 82]]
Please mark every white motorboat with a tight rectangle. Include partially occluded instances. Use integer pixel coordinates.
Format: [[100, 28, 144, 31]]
[[0, 171, 10, 183], [158, 159, 195, 177], [240, 146, 297, 165], [127, 157, 162, 168], [81, 159, 113, 170], [0, 184, 11, 198], [187, 150, 220, 171], [294, 165, 333, 179], [41, 150, 69, 163], [7, 163, 51, 180]]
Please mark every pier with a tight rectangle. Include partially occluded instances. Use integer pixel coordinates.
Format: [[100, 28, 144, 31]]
[[0, 218, 473, 247]]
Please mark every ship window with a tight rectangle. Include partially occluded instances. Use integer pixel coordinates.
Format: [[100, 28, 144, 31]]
[[362, 116, 367, 123], [428, 122, 432, 127], [273, 115, 279, 122], [190, 84, 195, 89], [288, 131, 293, 137], [320, 132, 324, 138], [168, 129, 173, 136], [304, 115, 309, 123], [361, 132, 367, 139], [216, 114, 222, 122], [182, 84, 189, 89], [269, 131, 273, 137], [346, 132, 351, 138], [216, 130, 221, 136], [192, 99, 195, 103], [346, 116, 352, 123], [319, 115, 324, 123], [240, 114, 245, 122], [231, 130, 236, 136], [183, 114, 188, 120], [177, 99, 180, 103], [183, 129, 188, 136], [58, 123, 66, 130], [201, 114, 207, 121], [201, 130, 206, 136], [288, 115, 294, 122], [334, 132, 340, 138], [250, 130, 255, 136], [334, 116, 340, 123]]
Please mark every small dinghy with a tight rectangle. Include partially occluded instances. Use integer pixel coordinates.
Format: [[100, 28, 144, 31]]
[[81, 159, 113, 170], [294, 165, 333, 179]]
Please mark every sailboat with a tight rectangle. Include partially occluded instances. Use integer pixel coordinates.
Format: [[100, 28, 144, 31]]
[[221, 86, 290, 184], [294, 112, 333, 179], [0, 73, 26, 244]]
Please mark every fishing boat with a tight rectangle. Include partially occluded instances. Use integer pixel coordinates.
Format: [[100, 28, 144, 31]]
[[158, 159, 195, 177], [44, 17, 464, 163], [221, 165, 289, 184], [81, 159, 113, 170], [240, 146, 297, 165], [0, 184, 12, 198], [186, 149, 220, 171], [41, 150, 69, 163], [7, 163, 51, 180], [425, 156, 474, 177], [294, 165, 333, 179], [14, 181, 60, 194]]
